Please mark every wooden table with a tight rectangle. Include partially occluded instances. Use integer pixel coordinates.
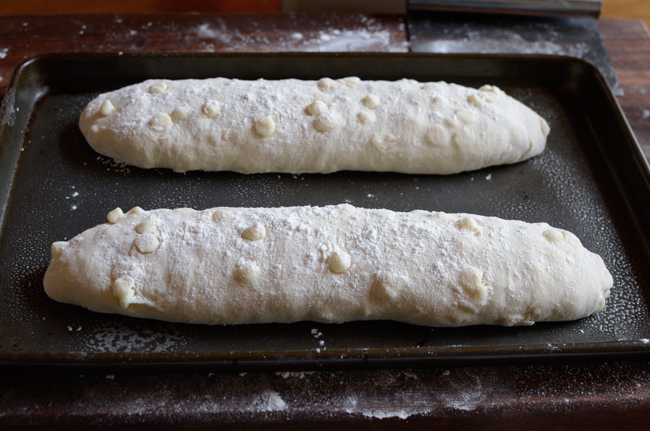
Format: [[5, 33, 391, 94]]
[[1, 13, 649, 430]]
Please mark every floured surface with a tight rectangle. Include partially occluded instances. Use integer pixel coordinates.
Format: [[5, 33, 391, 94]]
[[43, 204, 611, 327], [2, 54, 649, 366], [4, 363, 650, 423], [79, 78, 549, 174]]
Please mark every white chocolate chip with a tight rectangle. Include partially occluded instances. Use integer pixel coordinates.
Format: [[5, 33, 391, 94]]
[[468, 92, 495, 105], [372, 272, 400, 300], [362, 94, 380, 109], [424, 125, 451, 147], [339, 76, 361, 87], [501, 313, 535, 326], [335, 203, 358, 215], [148, 81, 168, 94], [241, 222, 267, 241], [136, 96, 150, 109], [519, 311, 537, 326], [254, 115, 276, 138], [135, 233, 160, 254], [444, 117, 461, 129], [135, 219, 157, 234], [500, 316, 522, 326], [202, 102, 222, 118], [432, 211, 453, 221], [328, 250, 351, 273], [317, 78, 335, 91], [148, 113, 173, 133], [357, 111, 376, 125], [371, 134, 397, 152], [467, 93, 484, 107], [306, 100, 328, 116], [236, 261, 260, 284], [543, 229, 564, 243], [198, 210, 213, 222], [128, 207, 146, 216], [173, 208, 194, 217], [99, 100, 115, 117], [421, 83, 441, 91], [456, 234, 477, 251], [212, 209, 233, 222], [482, 94, 495, 103], [112, 277, 136, 309], [51, 241, 67, 258], [107, 208, 124, 224], [458, 108, 477, 124], [171, 106, 191, 122], [479, 85, 503, 96], [461, 267, 489, 307], [432, 96, 449, 106], [313, 112, 341, 132], [458, 217, 479, 232]]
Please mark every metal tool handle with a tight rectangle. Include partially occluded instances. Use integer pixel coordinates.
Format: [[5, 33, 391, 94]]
[[409, 0, 601, 18]]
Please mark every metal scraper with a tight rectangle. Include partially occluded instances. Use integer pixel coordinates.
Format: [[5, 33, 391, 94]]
[[408, 4, 623, 95]]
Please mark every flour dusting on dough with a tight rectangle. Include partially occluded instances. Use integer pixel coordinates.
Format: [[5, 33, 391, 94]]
[[43, 205, 611, 327], [79, 78, 549, 174]]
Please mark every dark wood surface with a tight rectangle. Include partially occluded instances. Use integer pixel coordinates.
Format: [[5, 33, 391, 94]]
[[598, 18, 650, 158], [1, 13, 650, 430]]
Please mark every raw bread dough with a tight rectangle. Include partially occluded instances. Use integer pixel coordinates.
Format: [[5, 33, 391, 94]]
[[79, 77, 550, 174], [43, 205, 612, 326]]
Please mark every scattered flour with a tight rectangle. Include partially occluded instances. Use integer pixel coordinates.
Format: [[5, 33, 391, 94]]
[[249, 390, 286, 412], [183, 14, 407, 52], [275, 371, 313, 379]]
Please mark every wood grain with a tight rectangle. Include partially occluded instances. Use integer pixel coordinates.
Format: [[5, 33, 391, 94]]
[[602, 0, 650, 27], [0, 13, 408, 105], [0, 0, 282, 14], [598, 18, 650, 156]]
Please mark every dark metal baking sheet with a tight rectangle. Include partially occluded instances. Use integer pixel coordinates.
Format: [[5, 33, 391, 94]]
[[1, 53, 650, 371]]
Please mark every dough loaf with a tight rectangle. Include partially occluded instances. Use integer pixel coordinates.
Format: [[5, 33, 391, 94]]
[[43, 205, 612, 327], [79, 77, 550, 174]]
